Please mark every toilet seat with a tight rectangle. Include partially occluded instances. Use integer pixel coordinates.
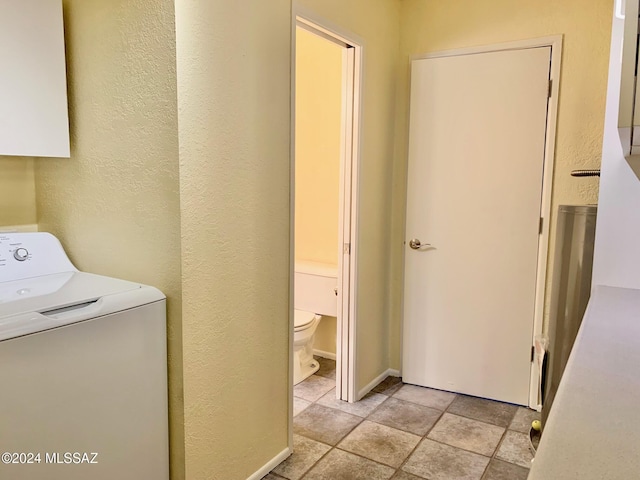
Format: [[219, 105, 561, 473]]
[[294, 309, 316, 331]]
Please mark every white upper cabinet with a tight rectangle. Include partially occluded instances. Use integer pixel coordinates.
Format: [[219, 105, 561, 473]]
[[0, 0, 70, 158]]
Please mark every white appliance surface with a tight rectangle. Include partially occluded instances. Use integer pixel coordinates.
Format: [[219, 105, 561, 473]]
[[0, 231, 77, 281], [0, 232, 169, 480], [0, 271, 160, 341]]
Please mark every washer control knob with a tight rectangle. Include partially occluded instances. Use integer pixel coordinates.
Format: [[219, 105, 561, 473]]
[[14, 248, 29, 261]]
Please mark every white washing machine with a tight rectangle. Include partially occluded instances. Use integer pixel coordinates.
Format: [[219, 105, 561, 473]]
[[0, 233, 169, 480]]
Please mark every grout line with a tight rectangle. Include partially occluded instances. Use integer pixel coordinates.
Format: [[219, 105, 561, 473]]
[[387, 396, 452, 413], [377, 389, 450, 478], [359, 394, 393, 418], [414, 435, 493, 460], [394, 435, 429, 477], [296, 364, 401, 478], [297, 445, 335, 479], [364, 404, 445, 438], [294, 365, 338, 480], [266, 472, 288, 479], [479, 428, 509, 480], [439, 411, 512, 433], [444, 400, 520, 429], [333, 444, 402, 471], [291, 371, 530, 480]]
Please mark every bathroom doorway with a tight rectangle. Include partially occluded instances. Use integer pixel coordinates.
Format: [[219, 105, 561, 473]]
[[291, 14, 362, 404]]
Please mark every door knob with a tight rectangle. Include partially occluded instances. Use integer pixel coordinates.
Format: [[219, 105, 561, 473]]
[[409, 238, 431, 250]]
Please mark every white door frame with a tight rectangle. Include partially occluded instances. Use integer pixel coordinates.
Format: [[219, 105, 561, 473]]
[[291, 7, 364, 408], [408, 36, 562, 410]]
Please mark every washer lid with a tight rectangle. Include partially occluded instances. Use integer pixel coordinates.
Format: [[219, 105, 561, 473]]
[[0, 271, 143, 319], [294, 309, 316, 329], [0, 272, 165, 342]]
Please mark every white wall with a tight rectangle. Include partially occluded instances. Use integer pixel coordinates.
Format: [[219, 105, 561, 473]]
[[592, 13, 640, 290]]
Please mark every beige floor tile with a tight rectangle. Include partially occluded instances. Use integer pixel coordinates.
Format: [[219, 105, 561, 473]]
[[495, 431, 533, 468], [391, 471, 423, 480], [315, 356, 336, 380], [272, 434, 330, 480], [447, 395, 517, 427], [317, 389, 387, 417], [403, 439, 489, 480], [294, 375, 335, 402], [509, 407, 541, 433], [293, 397, 312, 417], [303, 448, 395, 480], [372, 376, 403, 396], [261, 473, 284, 480], [284, 371, 536, 480], [393, 384, 456, 410], [482, 458, 529, 480], [293, 404, 362, 446], [368, 397, 442, 436], [427, 413, 504, 456], [338, 420, 421, 468]]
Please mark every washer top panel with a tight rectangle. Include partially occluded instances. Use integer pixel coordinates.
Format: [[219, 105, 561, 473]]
[[0, 232, 76, 283]]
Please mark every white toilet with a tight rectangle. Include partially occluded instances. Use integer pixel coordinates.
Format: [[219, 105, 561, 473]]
[[294, 261, 338, 385]]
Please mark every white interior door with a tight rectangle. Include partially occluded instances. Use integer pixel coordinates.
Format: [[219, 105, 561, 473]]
[[402, 47, 551, 406]]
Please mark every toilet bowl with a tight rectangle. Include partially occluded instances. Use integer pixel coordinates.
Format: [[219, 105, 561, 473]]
[[293, 309, 322, 385], [293, 261, 338, 386]]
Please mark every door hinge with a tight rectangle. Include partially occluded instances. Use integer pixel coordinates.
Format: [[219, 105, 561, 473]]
[[531, 345, 535, 362], [539, 217, 543, 234], [343, 243, 351, 254], [548, 79, 552, 98]]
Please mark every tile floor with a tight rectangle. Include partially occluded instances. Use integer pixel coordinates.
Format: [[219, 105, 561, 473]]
[[265, 357, 540, 480]]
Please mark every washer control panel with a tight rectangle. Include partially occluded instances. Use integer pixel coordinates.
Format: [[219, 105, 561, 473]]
[[13, 247, 29, 261], [0, 232, 77, 283]]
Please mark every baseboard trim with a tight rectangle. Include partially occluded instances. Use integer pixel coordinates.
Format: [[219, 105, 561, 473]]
[[246, 446, 291, 480], [313, 349, 336, 361], [357, 368, 401, 400]]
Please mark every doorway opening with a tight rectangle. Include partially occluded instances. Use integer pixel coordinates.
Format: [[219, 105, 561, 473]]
[[290, 14, 362, 414]]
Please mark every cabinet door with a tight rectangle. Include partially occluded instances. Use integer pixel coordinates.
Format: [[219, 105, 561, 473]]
[[0, 0, 70, 158]]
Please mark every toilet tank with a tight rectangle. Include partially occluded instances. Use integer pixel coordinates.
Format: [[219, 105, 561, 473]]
[[294, 261, 338, 317]]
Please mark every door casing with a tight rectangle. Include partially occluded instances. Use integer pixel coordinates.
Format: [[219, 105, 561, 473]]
[[289, 7, 364, 450]]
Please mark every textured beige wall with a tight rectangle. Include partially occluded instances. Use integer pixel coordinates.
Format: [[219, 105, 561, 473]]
[[389, 0, 613, 369], [175, 1, 291, 478], [296, 0, 401, 392], [313, 315, 337, 355], [0, 157, 37, 226], [295, 26, 341, 267], [33, 0, 185, 478]]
